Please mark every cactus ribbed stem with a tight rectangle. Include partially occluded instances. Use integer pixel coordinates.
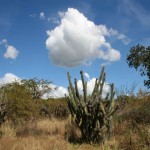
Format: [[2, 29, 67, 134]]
[[74, 78, 80, 100], [66, 67, 118, 143]]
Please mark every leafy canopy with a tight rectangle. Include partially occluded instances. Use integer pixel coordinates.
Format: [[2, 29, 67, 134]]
[[0, 78, 54, 123], [127, 44, 150, 89], [21, 78, 53, 99]]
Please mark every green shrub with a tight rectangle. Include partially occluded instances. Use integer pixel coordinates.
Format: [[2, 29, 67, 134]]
[[41, 98, 69, 118], [122, 99, 150, 124], [0, 82, 39, 124]]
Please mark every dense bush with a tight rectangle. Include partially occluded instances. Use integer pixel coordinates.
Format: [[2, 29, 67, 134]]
[[121, 97, 150, 124], [40, 98, 69, 119], [0, 80, 69, 124], [0, 82, 39, 124]]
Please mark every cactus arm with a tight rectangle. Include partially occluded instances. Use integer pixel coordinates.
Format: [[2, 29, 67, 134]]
[[92, 78, 98, 97], [67, 72, 77, 102], [96, 66, 105, 93], [74, 78, 80, 101], [108, 105, 119, 117], [107, 83, 115, 112], [80, 71, 87, 103], [100, 101, 106, 115], [99, 72, 106, 99]]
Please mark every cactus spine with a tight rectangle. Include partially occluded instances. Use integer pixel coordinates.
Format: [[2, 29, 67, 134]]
[[66, 66, 118, 143]]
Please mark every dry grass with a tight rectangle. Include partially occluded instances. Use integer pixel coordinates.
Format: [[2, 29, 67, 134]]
[[0, 136, 118, 150], [113, 119, 150, 150], [0, 118, 119, 150], [36, 118, 66, 136], [0, 97, 149, 150], [0, 121, 16, 137], [0, 117, 149, 150], [0, 136, 70, 150], [15, 118, 67, 137], [0, 119, 70, 150]]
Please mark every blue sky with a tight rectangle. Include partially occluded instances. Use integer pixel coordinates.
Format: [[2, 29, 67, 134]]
[[0, 0, 150, 97]]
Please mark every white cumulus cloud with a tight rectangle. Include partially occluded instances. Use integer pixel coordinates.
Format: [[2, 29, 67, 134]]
[[0, 39, 8, 45], [108, 28, 131, 45], [58, 11, 65, 17], [46, 8, 121, 67], [0, 39, 19, 59], [48, 17, 59, 24], [84, 72, 90, 80], [77, 78, 110, 98], [52, 85, 68, 98], [42, 84, 68, 99], [40, 12, 45, 20], [0, 73, 21, 85], [4, 45, 19, 59]]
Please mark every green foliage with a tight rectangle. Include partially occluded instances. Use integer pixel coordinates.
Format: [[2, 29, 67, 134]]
[[21, 78, 53, 99], [121, 97, 150, 124], [40, 98, 69, 118], [127, 44, 150, 89], [114, 97, 150, 149], [0, 103, 6, 125], [0, 82, 36, 123], [66, 67, 118, 143], [0, 78, 53, 124]]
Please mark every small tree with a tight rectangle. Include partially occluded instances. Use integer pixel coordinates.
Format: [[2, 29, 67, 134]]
[[127, 44, 150, 89], [0, 82, 34, 123], [21, 78, 53, 99], [0, 78, 54, 124]]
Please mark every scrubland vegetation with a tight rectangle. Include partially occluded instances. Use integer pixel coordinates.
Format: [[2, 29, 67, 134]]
[[0, 68, 150, 150], [0, 95, 149, 150]]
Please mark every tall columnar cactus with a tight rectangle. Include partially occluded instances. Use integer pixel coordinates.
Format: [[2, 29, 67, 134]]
[[66, 66, 118, 143]]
